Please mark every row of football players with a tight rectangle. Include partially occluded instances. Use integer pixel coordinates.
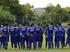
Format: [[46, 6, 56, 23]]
[[0, 24, 43, 49], [45, 23, 70, 49], [0, 23, 70, 49]]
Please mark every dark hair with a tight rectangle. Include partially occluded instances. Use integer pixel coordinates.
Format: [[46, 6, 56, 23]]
[[38, 23, 40, 26], [68, 23, 70, 25], [46, 24, 49, 27], [58, 23, 61, 25], [50, 23, 53, 25], [23, 24, 25, 26], [31, 23, 34, 27]]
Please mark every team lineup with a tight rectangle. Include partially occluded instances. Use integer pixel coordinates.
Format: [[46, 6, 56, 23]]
[[0, 23, 70, 49]]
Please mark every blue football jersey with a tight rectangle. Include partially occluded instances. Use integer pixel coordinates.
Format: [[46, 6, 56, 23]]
[[29, 27, 35, 35]]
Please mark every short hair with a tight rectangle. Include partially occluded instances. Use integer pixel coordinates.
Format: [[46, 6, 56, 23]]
[[68, 23, 70, 25], [50, 23, 53, 25], [58, 23, 61, 25], [23, 24, 25, 26]]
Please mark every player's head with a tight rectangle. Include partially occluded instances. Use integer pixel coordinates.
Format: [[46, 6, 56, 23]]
[[38, 23, 40, 26], [46, 24, 49, 27], [31, 23, 34, 27], [14, 23, 17, 27], [19, 24, 22, 27], [68, 23, 70, 26], [5, 24, 8, 26], [49, 23, 53, 25], [1, 25, 3, 27], [58, 23, 62, 26], [23, 23, 25, 26], [67, 23, 70, 28]]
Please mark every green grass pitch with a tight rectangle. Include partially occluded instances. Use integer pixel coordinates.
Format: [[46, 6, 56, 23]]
[[0, 35, 70, 52]]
